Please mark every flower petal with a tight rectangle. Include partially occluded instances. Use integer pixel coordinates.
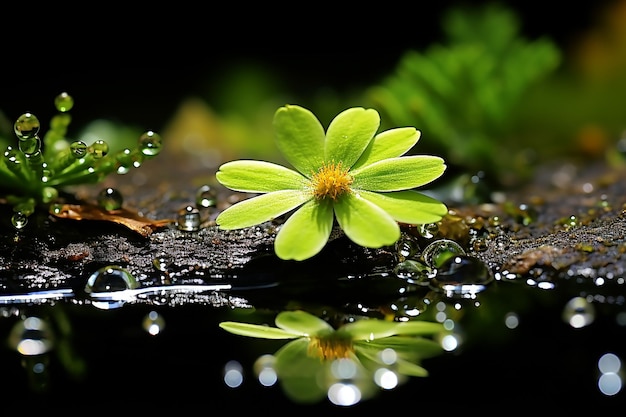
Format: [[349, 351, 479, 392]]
[[218, 321, 301, 339], [274, 199, 334, 260], [358, 190, 448, 224], [351, 127, 421, 170], [216, 190, 310, 230], [274, 105, 325, 176], [324, 107, 380, 168], [334, 193, 400, 247], [216, 160, 308, 193], [351, 155, 446, 191], [275, 310, 334, 335]]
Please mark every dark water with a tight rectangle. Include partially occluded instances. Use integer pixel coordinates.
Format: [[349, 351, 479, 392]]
[[1, 261, 624, 413]]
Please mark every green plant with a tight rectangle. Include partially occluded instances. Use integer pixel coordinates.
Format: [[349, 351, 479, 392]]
[[220, 310, 445, 404], [366, 4, 561, 186], [0, 92, 162, 229], [215, 104, 448, 261]]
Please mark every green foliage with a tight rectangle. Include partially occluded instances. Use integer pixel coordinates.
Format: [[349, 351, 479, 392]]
[[0, 92, 162, 229], [215, 104, 448, 261], [366, 4, 561, 186]]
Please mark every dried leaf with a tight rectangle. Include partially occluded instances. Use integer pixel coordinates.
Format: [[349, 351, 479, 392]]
[[50, 203, 173, 237]]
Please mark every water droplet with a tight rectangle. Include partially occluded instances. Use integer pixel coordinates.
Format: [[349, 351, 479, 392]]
[[562, 296, 595, 328], [8, 316, 54, 355], [418, 223, 439, 239], [18, 136, 41, 155], [70, 141, 88, 158], [196, 184, 217, 208], [393, 259, 433, 285], [116, 148, 132, 174], [89, 139, 109, 159], [54, 92, 74, 112], [11, 212, 28, 229], [84, 265, 138, 294], [139, 130, 162, 156], [395, 234, 420, 261], [41, 187, 58, 203], [430, 255, 493, 299], [97, 187, 123, 211], [14, 113, 40, 139], [421, 239, 466, 268], [176, 205, 201, 231]]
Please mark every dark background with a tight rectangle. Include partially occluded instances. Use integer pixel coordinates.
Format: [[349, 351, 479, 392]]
[[0, 1, 617, 134]]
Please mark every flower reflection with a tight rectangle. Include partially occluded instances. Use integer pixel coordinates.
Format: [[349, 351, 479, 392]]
[[219, 310, 446, 405]]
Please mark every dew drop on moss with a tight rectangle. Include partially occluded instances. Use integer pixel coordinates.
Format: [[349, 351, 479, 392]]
[[54, 92, 74, 112], [139, 131, 162, 157], [97, 187, 123, 211], [14, 113, 40, 140]]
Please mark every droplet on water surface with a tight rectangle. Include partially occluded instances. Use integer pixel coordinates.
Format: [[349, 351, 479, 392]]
[[430, 255, 493, 299], [421, 239, 466, 268], [14, 113, 40, 140], [393, 259, 433, 285], [176, 205, 201, 231], [97, 187, 123, 211], [84, 265, 139, 294]]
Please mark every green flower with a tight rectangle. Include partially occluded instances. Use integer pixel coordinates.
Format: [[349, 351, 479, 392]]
[[215, 105, 448, 261], [219, 310, 445, 404]]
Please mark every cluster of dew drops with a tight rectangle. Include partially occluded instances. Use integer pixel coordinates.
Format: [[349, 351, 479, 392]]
[[7, 92, 163, 229]]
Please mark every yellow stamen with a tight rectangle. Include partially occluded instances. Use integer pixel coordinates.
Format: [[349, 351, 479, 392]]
[[308, 334, 354, 360], [310, 162, 353, 201]]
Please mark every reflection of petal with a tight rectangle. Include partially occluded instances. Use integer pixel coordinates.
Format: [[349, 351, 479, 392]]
[[218, 321, 301, 339], [357, 336, 443, 359], [274, 338, 327, 404], [275, 310, 334, 335]]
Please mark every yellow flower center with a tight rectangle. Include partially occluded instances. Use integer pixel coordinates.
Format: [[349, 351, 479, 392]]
[[310, 162, 353, 200], [308, 333, 354, 360]]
